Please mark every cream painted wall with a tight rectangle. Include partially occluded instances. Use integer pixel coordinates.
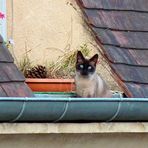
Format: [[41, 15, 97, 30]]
[[7, 0, 96, 64], [0, 133, 147, 148], [6, 0, 119, 90]]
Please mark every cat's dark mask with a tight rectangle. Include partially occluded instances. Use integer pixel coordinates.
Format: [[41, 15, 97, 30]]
[[76, 51, 98, 76]]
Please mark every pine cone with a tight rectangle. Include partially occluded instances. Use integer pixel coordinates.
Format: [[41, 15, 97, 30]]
[[25, 65, 47, 78]]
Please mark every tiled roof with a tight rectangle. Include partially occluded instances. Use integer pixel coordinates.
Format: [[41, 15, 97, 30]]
[[77, 0, 148, 97], [0, 35, 33, 97]]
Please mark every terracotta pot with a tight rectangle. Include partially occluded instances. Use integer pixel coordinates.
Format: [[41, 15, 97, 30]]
[[25, 78, 75, 92]]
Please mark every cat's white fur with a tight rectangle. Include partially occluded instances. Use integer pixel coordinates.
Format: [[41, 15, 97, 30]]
[[75, 71, 112, 98]]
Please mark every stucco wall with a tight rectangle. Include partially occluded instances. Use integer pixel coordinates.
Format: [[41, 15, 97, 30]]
[[6, 0, 119, 90], [0, 123, 147, 148], [7, 0, 96, 64], [0, 133, 148, 148]]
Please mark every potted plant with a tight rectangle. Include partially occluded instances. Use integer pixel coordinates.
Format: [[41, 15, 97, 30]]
[[23, 44, 90, 92], [25, 65, 75, 92], [26, 78, 75, 92]]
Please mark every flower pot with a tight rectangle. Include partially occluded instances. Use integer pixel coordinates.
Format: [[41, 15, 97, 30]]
[[25, 78, 75, 92]]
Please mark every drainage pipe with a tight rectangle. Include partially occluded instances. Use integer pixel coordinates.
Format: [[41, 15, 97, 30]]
[[0, 97, 147, 122]]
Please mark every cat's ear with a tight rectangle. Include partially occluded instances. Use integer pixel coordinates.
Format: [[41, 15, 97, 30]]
[[89, 54, 98, 66], [76, 51, 85, 63]]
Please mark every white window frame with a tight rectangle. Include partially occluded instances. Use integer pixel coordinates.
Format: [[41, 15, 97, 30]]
[[0, 0, 7, 41]]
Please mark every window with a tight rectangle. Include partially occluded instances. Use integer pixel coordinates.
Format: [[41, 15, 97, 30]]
[[0, 0, 7, 41]]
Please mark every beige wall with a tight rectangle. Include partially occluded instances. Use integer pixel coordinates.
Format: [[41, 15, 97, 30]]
[[6, 0, 119, 90], [0, 133, 147, 148], [7, 0, 96, 64], [0, 123, 147, 148]]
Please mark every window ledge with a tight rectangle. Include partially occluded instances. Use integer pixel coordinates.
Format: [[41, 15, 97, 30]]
[[0, 123, 147, 134]]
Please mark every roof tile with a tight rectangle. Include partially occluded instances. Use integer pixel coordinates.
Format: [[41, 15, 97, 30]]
[[0, 44, 14, 62], [85, 10, 148, 31], [0, 35, 3, 43], [1, 82, 34, 97], [0, 35, 33, 97], [103, 45, 148, 66], [93, 28, 148, 49], [77, 0, 148, 97], [80, 0, 148, 11], [0, 86, 7, 97]]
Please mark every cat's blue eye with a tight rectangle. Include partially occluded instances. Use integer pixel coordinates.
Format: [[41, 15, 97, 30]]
[[88, 66, 92, 70], [79, 64, 84, 69]]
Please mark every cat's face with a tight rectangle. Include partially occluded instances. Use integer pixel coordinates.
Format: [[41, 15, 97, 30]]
[[76, 51, 98, 77]]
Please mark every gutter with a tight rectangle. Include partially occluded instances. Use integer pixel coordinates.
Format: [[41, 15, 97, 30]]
[[0, 95, 148, 122]]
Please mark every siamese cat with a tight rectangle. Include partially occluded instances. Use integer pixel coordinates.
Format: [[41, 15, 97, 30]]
[[75, 51, 112, 98]]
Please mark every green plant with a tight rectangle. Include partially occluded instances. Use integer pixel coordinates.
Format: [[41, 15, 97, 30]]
[[18, 48, 32, 77], [48, 44, 91, 78], [3, 41, 11, 49], [18, 44, 92, 79], [19, 56, 32, 77]]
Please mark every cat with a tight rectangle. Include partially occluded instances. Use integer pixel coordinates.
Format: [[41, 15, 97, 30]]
[[75, 51, 112, 98]]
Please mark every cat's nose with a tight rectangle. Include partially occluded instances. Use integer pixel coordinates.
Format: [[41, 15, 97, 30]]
[[81, 72, 88, 76]]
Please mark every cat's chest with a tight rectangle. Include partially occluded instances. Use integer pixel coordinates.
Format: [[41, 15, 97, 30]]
[[75, 78, 96, 97], [77, 79, 93, 88]]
